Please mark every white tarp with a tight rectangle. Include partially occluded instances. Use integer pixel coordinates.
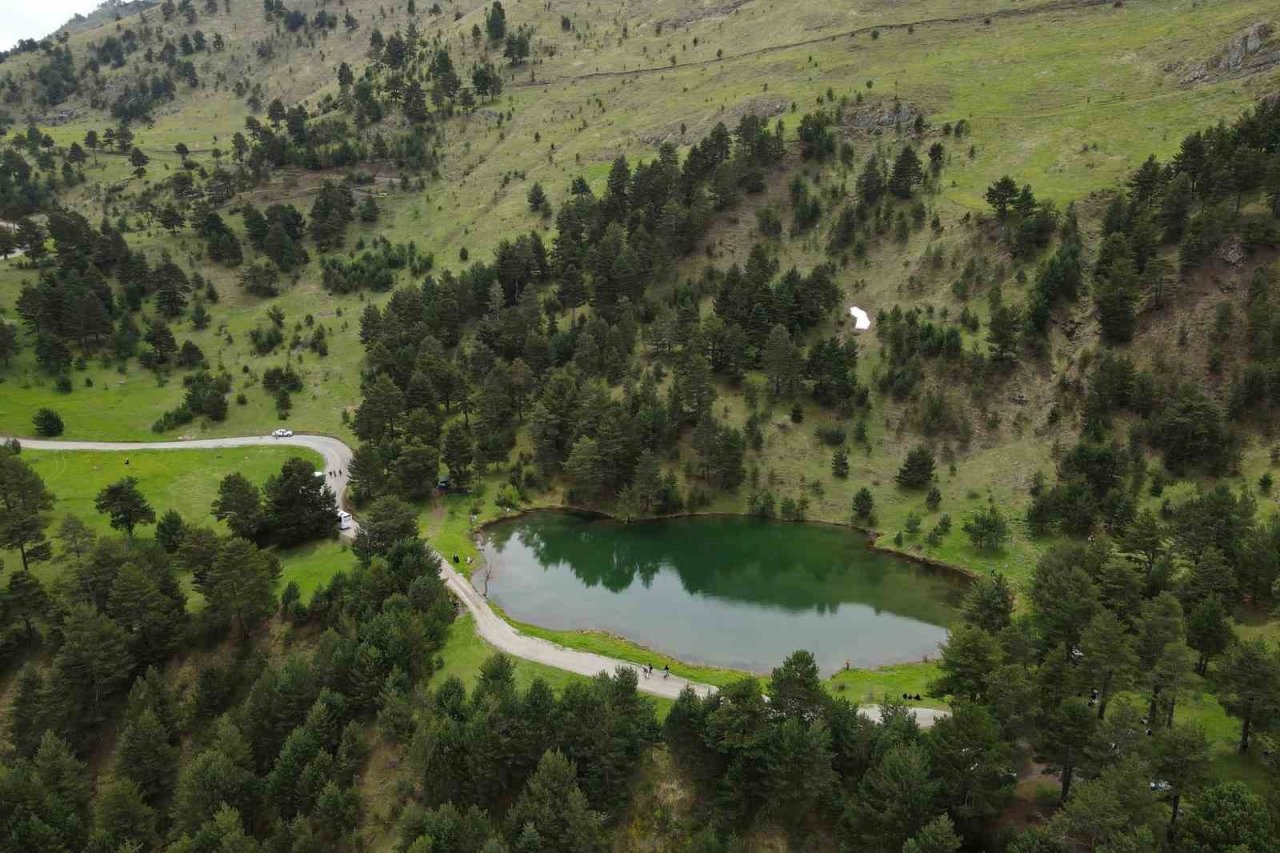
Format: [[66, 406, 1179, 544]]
[[849, 306, 871, 331]]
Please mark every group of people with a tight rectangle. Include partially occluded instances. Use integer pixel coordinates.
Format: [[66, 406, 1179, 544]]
[[900, 692, 924, 702], [641, 663, 669, 680]]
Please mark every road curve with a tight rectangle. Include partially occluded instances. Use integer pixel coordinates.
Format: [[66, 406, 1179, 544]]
[[15, 433, 356, 519], [7, 432, 946, 718]]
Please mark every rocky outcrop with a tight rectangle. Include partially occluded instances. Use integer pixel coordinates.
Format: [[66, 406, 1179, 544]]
[[842, 98, 925, 135], [1177, 22, 1280, 85]]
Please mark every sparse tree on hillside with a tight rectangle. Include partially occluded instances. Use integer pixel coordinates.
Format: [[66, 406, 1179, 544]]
[[485, 1, 507, 42], [985, 176, 1018, 220], [889, 146, 923, 198], [128, 146, 149, 178], [95, 477, 156, 538], [896, 446, 936, 489]]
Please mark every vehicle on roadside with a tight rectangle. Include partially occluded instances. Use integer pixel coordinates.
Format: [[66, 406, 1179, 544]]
[[272, 428, 294, 438]]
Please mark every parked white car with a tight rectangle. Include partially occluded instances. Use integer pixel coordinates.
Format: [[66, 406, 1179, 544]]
[[272, 428, 294, 438]]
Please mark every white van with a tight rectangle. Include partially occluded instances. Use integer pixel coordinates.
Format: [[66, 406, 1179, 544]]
[[337, 510, 353, 531]]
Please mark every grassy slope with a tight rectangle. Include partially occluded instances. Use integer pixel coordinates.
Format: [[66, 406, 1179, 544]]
[[2, 0, 1275, 440], [1, 0, 1271, 578]]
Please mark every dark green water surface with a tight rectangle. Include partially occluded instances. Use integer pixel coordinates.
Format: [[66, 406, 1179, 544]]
[[477, 512, 966, 674]]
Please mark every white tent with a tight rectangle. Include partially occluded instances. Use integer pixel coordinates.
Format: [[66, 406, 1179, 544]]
[[849, 306, 871, 331]]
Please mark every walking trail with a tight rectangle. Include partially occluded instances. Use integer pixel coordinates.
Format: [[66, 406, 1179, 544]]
[[11, 432, 946, 720]]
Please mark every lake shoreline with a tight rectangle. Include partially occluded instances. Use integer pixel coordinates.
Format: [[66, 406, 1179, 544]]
[[473, 504, 980, 584], [470, 506, 965, 676]]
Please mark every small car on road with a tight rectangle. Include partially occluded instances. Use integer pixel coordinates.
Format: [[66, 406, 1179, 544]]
[[272, 428, 294, 438]]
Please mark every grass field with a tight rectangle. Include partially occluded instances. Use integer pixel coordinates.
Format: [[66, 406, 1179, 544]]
[[24, 445, 320, 536], [19, 445, 350, 600]]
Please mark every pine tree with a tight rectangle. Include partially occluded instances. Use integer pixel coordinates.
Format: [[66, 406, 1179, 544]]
[[904, 814, 962, 853], [107, 561, 184, 667], [262, 457, 337, 546], [763, 324, 801, 396], [1186, 595, 1233, 675], [1217, 640, 1280, 754], [7, 568, 50, 635], [984, 176, 1018, 220], [896, 446, 936, 489], [8, 664, 47, 757], [91, 778, 158, 852], [0, 453, 56, 571], [155, 508, 187, 552], [484, 1, 507, 42], [831, 447, 850, 478], [1150, 723, 1211, 835], [213, 472, 265, 541], [507, 750, 608, 852], [852, 487, 875, 523], [200, 537, 279, 636], [889, 146, 923, 198], [46, 604, 133, 741], [352, 496, 419, 566], [94, 477, 156, 538], [1079, 609, 1138, 719], [115, 707, 178, 805], [1094, 234, 1140, 344], [403, 81, 429, 123], [961, 571, 1014, 633], [442, 424, 474, 488], [1036, 697, 1095, 803], [851, 742, 941, 850], [527, 182, 547, 213]]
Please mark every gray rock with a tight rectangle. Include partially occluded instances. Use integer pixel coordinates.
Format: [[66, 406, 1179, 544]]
[[1182, 21, 1280, 85]]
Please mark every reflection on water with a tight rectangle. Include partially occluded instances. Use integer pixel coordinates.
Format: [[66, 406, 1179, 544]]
[[478, 512, 967, 674]]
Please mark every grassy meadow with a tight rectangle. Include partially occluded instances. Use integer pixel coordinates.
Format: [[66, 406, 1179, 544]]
[[18, 445, 353, 600]]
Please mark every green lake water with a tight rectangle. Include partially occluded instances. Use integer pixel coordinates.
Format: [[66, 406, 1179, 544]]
[[477, 512, 967, 674]]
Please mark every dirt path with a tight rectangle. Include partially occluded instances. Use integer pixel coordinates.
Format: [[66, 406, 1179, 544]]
[[9, 432, 947, 719], [513, 0, 1114, 88]]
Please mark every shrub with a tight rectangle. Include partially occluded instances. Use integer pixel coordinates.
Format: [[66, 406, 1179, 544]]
[[852, 487, 875, 523], [816, 426, 846, 446], [963, 504, 1010, 553], [832, 448, 850, 479], [32, 408, 64, 436]]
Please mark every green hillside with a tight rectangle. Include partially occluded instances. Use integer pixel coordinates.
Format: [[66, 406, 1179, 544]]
[[0, 0, 1279, 848]]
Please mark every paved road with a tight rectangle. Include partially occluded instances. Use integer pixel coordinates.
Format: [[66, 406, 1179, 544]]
[[9, 432, 946, 719]]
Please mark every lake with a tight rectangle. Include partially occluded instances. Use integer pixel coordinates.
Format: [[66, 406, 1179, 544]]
[[476, 512, 967, 674]]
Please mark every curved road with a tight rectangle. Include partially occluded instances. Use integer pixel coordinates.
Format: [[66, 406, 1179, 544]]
[[10, 432, 945, 719]]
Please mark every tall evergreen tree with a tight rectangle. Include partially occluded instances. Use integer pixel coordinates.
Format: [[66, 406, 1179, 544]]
[[0, 453, 56, 571], [94, 477, 156, 538], [262, 457, 337, 546]]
